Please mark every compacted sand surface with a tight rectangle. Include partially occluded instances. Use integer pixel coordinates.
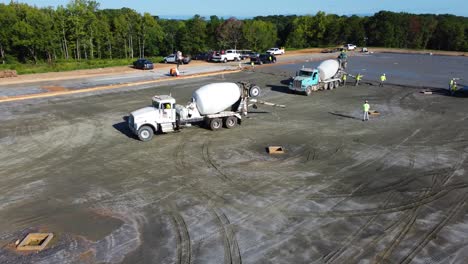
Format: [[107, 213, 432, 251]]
[[0, 54, 468, 263]]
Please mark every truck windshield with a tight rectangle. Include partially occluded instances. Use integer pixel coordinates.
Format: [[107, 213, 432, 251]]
[[152, 101, 160, 109], [299, 71, 313, 77]]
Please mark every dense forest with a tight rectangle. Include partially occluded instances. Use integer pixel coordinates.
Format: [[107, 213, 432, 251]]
[[0, 0, 467, 65]]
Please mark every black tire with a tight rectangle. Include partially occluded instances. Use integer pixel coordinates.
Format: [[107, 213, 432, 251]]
[[305, 86, 312, 96], [209, 118, 222, 130], [234, 57, 239, 61], [164, 60, 167, 63], [223, 58, 227, 63], [273, 59, 277, 63], [259, 61, 263, 65], [323, 83, 328, 90], [249, 85, 261, 97], [138, 125, 154, 142], [224, 116, 238, 129], [329, 82, 334, 90], [335, 80, 340, 88]]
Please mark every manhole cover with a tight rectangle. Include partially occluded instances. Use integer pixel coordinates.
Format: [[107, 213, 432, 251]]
[[16, 233, 54, 251]]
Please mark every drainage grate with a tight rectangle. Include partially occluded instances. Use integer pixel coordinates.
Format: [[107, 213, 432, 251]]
[[16, 233, 54, 251]]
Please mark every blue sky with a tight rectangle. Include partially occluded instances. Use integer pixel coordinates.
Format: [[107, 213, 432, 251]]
[[2, 0, 467, 17]]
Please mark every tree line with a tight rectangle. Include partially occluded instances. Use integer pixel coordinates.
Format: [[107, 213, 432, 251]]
[[0, 0, 467, 65]]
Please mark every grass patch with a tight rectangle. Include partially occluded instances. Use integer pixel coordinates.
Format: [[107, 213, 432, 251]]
[[0, 56, 163, 75]]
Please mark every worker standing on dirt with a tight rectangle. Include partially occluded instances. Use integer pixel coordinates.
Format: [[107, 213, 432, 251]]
[[380, 73, 386, 87], [338, 50, 348, 69], [342, 74, 347, 86], [451, 81, 458, 95], [355, 74, 363, 86], [363, 100, 370, 121], [449, 78, 454, 90]]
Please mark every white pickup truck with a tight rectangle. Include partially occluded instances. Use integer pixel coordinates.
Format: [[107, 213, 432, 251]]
[[211, 49, 241, 63], [266, 48, 285, 55]]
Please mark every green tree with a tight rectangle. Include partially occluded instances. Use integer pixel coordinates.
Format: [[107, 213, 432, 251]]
[[0, 4, 17, 63], [217, 18, 243, 49], [242, 20, 277, 51]]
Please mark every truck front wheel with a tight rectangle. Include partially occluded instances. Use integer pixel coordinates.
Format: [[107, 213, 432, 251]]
[[223, 58, 227, 63], [138, 126, 154, 141], [209, 118, 222, 130], [305, 86, 312, 96], [224, 116, 238, 129]]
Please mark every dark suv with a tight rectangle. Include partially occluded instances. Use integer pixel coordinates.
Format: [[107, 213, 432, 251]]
[[133, 59, 154, 70], [250, 53, 277, 65]]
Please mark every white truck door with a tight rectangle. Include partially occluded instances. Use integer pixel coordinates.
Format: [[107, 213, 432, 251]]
[[160, 103, 176, 123]]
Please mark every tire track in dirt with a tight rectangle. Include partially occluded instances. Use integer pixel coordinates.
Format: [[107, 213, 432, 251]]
[[211, 209, 242, 264], [169, 210, 192, 264], [322, 191, 396, 263], [286, 183, 468, 218], [399, 193, 467, 264]]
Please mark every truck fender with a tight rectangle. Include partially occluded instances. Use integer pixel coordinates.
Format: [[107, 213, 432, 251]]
[[234, 113, 242, 125], [138, 123, 157, 133]]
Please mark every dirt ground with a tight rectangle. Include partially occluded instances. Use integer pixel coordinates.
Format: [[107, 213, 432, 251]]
[[1, 56, 468, 264]]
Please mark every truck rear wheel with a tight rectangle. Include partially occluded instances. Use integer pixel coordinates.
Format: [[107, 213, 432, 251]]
[[329, 82, 335, 90], [224, 116, 238, 129], [209, 118, 222, 130], [138, 126, 154, 141], [334, 80, 340, 88], [223, 58, 227, 63]]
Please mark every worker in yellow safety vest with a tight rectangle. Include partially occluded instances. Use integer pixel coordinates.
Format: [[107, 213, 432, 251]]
[[379, 73, 386, 87], [451, 81, 458, 95], [355, 74, 363, 86], [342, 74, 347, 86], [363, 100, 370, 121]]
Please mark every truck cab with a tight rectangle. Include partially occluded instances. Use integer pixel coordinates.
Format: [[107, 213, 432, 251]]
[[128, 95, 177, 141], [289, 68, 319, 95]]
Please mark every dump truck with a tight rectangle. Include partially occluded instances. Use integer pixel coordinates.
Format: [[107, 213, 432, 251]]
[[288, 59, 345, 96], [128, 82, 285, 141]]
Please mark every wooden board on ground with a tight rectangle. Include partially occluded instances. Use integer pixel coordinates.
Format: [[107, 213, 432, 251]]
[[16, 233, 54, 251], [268, 146, 285, 154]]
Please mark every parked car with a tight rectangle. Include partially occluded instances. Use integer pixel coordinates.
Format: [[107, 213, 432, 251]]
[[238, 50, 253, 60], [133, 59, 154, 70], [250, 53, 277, 65], [211, 49, 241, 63], [163, 54, 191, 64], [266, 48, 285, 55], [344, 44, 357, 50], [194, 52, 213, 61]]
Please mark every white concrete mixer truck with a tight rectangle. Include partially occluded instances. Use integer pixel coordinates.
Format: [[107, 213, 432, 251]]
[[128, 82, 285, 141], [288, 59, 345, 96]]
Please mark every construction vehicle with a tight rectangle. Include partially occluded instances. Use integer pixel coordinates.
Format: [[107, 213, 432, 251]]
[[128, 82, 285, 141], [288, 59, 345, 96]]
